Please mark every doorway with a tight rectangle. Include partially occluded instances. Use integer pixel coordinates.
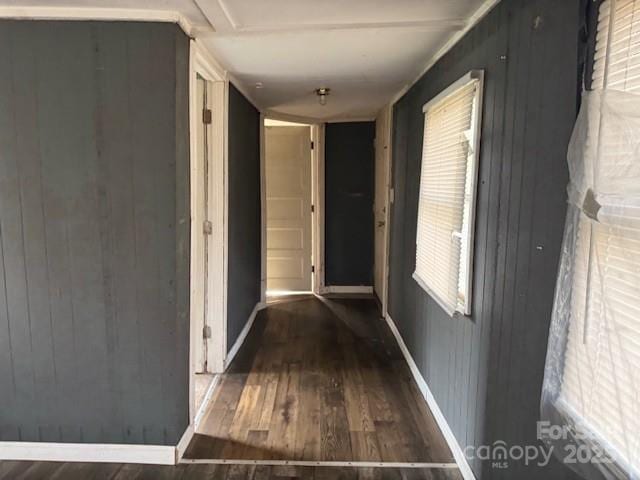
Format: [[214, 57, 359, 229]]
[[192, 74, 215, 413], [373, 106, 392, 314], [264, 120, 313, 295], [188, 41, 227, 428]]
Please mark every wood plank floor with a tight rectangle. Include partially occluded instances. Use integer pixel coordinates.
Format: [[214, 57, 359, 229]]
[[185, 297, 455, 465], [0, 460, 463, 479]]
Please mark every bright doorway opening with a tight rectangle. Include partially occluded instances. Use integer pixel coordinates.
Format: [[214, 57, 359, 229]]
[[264, 119, 314, 297]]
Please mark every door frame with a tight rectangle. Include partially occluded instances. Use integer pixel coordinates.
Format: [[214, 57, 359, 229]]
[[260, 114, 325, 300], [188, 40, 227, 425], [375, 104, 394, 317]]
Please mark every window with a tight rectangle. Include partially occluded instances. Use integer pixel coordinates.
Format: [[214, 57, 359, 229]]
[[413, 71, 484, 316], [592, 0, 640, 92], [556, 0, 640, 473]]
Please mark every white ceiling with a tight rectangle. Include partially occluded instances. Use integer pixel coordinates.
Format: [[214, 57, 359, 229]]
[[1, 0, 491, 121], [195, 0, 489, 121]]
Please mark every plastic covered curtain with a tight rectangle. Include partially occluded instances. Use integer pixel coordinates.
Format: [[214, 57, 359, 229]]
[[541, 89, 640, 479]]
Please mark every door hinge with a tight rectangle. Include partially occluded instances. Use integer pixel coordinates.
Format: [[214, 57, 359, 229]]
[[203, 109, 212, 125], [310, 140, 314, 150], [311, 204, 315, 213], [203, 325, 211, 339], [203, 220, 213, 235], [311, 265, 315, 273]]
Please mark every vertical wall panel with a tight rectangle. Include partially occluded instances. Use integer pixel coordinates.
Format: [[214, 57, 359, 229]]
[[388, 0, 583, 478], [324, 122, 375, 287], [226, 83, 261, 351], [0, 20, 190, 445]]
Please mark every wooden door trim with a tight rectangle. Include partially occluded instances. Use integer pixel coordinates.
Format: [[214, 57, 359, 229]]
[[188, 40, 227, 431]]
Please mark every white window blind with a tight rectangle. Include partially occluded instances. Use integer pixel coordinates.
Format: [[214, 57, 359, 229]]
[[560, 213, 640, 472], [557, 0, 640, 472], [592, 0, 640, 92], [413, 72, 483, 316]]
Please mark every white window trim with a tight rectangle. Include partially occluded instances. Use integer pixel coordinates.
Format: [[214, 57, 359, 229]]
[[413, 70, 484, 317]]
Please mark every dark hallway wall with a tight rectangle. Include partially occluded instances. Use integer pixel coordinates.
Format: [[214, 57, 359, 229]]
[[226, 83, 261, 350], [325, 121, 375, 287], [0, 21, 190, 445], [388, 0, 583, 478]]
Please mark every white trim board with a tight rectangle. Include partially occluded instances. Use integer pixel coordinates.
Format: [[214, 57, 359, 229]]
[[0, 441, 176, 465], [180, 459, 459, 469], [223, 302, 266, 370], [193, 374, 221, 431], [311, 123, 326, 295], [175, 425, 194, 464], [0, 6, 198, 37], [384, 313, 476, 480], [188, 39, 228, 429], [323, 286, 373, 294]]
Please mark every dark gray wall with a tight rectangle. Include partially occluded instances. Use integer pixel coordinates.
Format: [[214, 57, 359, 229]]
[[0, 21, 190, 445], [226, 83, 261, 351], [325, 122, 375, 286], [388, 1, 583, 478]]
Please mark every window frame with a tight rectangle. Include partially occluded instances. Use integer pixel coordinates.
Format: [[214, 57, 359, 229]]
[[413, 70, 484, 317]]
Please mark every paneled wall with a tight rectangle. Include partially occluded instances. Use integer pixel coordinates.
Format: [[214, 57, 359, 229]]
[[325, 122, 375, 287], [0, 21, 190, 445], [388, 1, 583, 478], [226, 84, 261, 350]]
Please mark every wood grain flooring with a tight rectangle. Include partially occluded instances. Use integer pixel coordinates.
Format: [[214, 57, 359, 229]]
[[0, 460, 463, 479], [185, 297, 454, 465]]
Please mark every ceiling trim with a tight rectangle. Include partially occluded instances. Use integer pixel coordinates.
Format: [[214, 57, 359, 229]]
[[215, 0, 465, 34], [0, 6, 200, 37], [390, 0, 502, 105], [221, 19, 466, 35], [216, 0, 241, 29], [264, 109, 375, 125], [264, 110, 320, 125]]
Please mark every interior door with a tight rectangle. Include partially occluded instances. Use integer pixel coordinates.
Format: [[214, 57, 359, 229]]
[[194, 74, 212, 372], [265, 126, 312, 292], [374, 108, 391, 304]]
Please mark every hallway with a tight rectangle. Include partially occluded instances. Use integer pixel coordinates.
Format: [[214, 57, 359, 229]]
[[184, 297, 455, 467]]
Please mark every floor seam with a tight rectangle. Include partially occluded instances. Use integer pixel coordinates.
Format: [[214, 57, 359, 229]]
[[179, 459, 460, 469]]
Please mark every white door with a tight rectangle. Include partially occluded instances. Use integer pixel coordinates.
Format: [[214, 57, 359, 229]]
[[374, 107, 391, 306], [265, 126, 312, 292], [194, 75, 212, 372]]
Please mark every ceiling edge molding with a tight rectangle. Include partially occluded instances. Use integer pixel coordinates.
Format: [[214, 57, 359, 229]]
[[0, 6, 200, 36], [216, 0, 241, 29], [389, 0, 502, 106], [264, 110, 319, 125], [323, 116, 377, 123], [264, 109, 376, 125], [224, 19, 466, 35]]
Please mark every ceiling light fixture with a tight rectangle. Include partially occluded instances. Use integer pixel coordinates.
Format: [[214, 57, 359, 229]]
[[315, 87, 330, 106]]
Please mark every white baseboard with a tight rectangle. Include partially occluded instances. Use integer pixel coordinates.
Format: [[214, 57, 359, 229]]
[[175, 424, 194, 464], [324, 286, 373, 294], [224, 302, 266, 370], [194, 375, 220, 430], [0, 441, 176, 465], [384, 313, 476, 480]]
